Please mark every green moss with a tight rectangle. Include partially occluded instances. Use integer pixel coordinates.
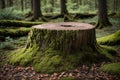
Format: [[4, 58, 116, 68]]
[[97, 30, 120, 45], [8, 43, 39, 66], [0, 20, 42, 27], [8, 45, 114, 73], [100, 45, 116, 55], [101, 62, 120, 75], [0, 27, 31, 37]]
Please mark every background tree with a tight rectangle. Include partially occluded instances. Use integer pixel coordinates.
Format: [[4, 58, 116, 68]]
[[31, 0, 33, 11], [1, 0, 6, 9], [7, 0, 13, 7], [96, 0, 112, 28], [21, 0, 24, 11], [60, 0, 68, 15], [33, 0, 42, 19]]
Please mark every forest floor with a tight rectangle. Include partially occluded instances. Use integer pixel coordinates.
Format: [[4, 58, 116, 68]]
[[0, 17, 120, 80]]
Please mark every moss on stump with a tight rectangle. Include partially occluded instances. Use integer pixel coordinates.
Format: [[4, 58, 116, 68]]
[[8, 22, 114, 73]]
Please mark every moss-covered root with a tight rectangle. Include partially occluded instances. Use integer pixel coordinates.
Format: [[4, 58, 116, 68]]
[[64, 14, 74, 22], [96, 19, 112, 29], [97, 30, 120, 45], [0, 27, 31, 38], [0, 20, 42, 27], [101, 62, 120, 75]]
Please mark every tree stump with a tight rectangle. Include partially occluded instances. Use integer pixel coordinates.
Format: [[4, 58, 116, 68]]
[[29, 22, 96, 52], [9, 22, 112, 73]]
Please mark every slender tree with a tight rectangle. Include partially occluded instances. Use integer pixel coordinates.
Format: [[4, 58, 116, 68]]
[[95, 0, 97, 10], [60, 0, 68, 15], [7, 0, 13, 7], [96, 0, 112, 28], [33, 0, 42, 19], [1, 0, 5, 9], [31, 0, 33, 11], [50, 0, 55, 12], [21, 0, 24, 11]]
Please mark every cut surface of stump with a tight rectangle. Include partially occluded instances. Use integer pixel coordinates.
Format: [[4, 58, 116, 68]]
[[8, 22, 113, 73]]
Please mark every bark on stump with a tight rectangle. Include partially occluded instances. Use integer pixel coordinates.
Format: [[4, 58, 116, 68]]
[[9, 22, 112, 73]]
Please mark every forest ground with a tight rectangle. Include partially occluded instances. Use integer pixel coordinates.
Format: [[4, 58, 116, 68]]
[[0, 17, 120, 80]]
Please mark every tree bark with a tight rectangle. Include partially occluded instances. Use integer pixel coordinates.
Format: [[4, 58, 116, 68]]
[[96, 0, 112, 28]]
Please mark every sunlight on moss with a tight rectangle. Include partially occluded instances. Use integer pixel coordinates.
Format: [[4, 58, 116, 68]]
[[97, 30, 120, 45], [101, 62, 120, 75]]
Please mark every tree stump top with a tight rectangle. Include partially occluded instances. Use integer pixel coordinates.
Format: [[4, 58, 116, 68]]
[[33, 22, 95, 30]]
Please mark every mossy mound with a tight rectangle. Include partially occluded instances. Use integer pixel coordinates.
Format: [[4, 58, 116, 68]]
[[101, 62, 120, 75], [97, 30, 120, 45], [0, 20, 42, 27], [8, 43, 114, 73], [0, 27, 31, 38]]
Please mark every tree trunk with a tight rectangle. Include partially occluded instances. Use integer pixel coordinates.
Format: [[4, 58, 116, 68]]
[[7, 0, 13, 7], [60, 0, 68, 15], [33, 0, 42, 19], [50, 0, 55, 13], [21, 0, 24, 11], [31, 0, 33, 12], [96, 0, 112, 28], [9, 22, 112, 73], [1, 0, 5, 9], [95, 0, 97, 10]]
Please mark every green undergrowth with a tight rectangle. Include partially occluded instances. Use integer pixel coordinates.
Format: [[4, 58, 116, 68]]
[[97, 30, 120, 45], [101, 62, 120, 75], [0, 20, 43, 27], [0, 27, 31, 38], [7, 44, 115, 73], [0, 36, 27, 49]]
